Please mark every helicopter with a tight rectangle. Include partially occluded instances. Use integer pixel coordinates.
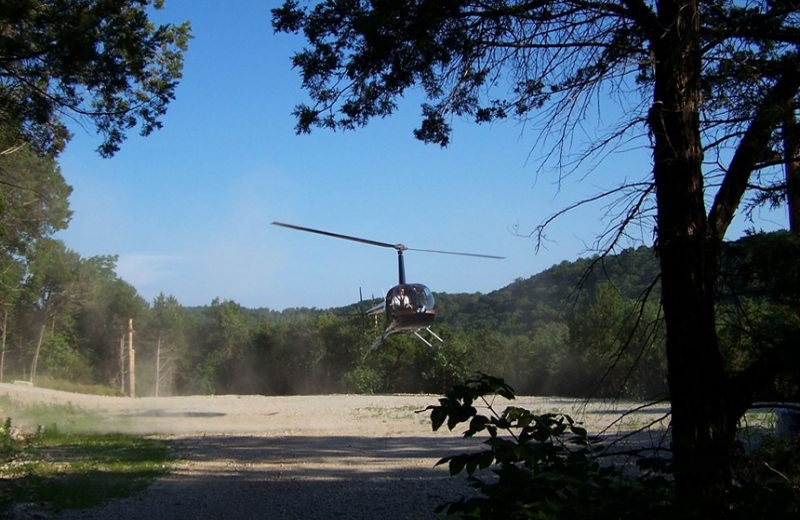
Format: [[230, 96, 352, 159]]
[[272, 221, 504, 352]]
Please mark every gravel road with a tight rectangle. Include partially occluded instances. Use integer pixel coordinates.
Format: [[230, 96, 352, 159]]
[[0, 383, 669, 519]]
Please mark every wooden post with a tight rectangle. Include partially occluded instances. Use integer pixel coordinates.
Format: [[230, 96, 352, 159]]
[[128, 318, 135, 398]]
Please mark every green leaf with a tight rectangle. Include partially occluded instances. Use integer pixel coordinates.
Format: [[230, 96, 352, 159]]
[[448, 455, 467, 475], [570, 425, 588, 438], [429, 407, 447, 431], [478, 450, 494, 470]]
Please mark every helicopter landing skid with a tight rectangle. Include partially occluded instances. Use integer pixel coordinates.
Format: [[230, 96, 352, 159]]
[[366, 326, 444, 354], [413, 327, 443, 348]]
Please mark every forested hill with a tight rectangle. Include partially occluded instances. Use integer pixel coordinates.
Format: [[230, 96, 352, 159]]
[[434, 245, 660, 336], [2, 231, 793, 399], [423, 231, 798, 336], [254, 231, 795, 339], [291, 244, 660, 325]]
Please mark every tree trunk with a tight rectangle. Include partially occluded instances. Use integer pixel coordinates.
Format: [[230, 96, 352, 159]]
[[785, 109, 800, 234], [155, 333, 162, 397], [120, 334, 126, 394], [0, 308, 7, 383], [650, 0, 736, 509], [30, 321, 47, 385], [128, 319, 135, 398]]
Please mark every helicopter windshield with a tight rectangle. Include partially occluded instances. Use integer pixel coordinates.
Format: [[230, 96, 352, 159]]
[[388, 284, 435, 313]]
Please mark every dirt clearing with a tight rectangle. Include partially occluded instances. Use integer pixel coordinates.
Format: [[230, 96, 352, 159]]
[[0, 383, 668, 519]]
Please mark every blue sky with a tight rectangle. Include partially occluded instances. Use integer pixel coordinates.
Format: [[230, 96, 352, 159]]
[[54, 0, 788, 310]]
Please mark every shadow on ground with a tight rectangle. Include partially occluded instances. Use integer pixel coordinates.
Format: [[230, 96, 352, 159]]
[[54, 434, 481, 520]]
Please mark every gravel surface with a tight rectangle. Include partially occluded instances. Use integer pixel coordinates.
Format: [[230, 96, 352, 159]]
[[0, 383, 669, 519]]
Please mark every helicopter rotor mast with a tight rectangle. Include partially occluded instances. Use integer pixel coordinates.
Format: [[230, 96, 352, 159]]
[[397, 249, 406, 285]]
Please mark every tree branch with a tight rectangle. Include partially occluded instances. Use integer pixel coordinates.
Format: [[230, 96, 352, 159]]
[[707, 54, 800, 240]]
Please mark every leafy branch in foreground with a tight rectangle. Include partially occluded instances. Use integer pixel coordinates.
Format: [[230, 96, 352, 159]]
[[425, 374, 673, 519], [0, 0, 191, 157], [427, 374, 800, 519]]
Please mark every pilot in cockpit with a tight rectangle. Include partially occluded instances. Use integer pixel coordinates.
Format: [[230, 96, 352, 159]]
[[390, 287, 412, 310]]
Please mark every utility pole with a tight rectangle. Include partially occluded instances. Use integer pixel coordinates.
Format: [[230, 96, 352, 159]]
[[128, 318, 135, 398]]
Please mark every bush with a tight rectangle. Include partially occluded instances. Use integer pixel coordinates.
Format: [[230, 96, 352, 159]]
[[342, 366, 382, 394], [725, 436, 800, 519], [1, 418, 16, 459], [40, 333, 92, 381], [426, 374, 673, 519], [428, 374, 800, 519]]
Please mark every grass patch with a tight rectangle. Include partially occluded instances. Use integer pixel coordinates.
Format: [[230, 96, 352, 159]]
[[34, 376, 123, 397], [1, 422, 173, 513], [1, 397, 174, 514], [0, 394, 133, 433]]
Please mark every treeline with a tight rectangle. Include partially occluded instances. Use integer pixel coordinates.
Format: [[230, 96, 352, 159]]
[[2, 248, 671, 398], [2, 137, 795, 401]]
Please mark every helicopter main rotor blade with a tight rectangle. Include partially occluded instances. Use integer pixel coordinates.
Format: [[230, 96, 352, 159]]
[[272, 221, 505, 259], [406, 247, 505, 259], [272, 221, 401, 250]]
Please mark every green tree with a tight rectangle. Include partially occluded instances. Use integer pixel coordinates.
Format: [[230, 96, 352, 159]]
[[18, 239, 80, 383], [569, 281, 666, 398], [273, 0, 800, 507], [252, 317, 326, 394], [39, 330, 91, 381], [526, 321, 571, 395], [369, 334, 431, 392], [193, 298, 254, 394], [0, 254, 22, 382], [72, 255, 147, 387], [0, 143, 72, 255], [0, 134, 71, 381], [716, 232, 800, 399], [423, 327, 478, 392], [0, 0, 191, 156], [147, 293, 189, 396], [317, 312, 369, 387]]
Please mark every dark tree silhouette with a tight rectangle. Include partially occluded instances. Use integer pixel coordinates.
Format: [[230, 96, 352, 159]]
[[272, 0, 800, 508], [0, 0, 191, 157]]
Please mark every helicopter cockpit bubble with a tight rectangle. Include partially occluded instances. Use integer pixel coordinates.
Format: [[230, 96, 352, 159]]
[[387, 284, 435, 313]]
